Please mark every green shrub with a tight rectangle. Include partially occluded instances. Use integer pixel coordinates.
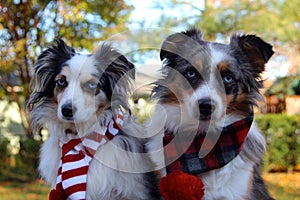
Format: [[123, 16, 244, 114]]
[[14, 138, 41, 181], [0, 137, 41, 182], [255, 114, 300, 172], [0, 138, 10, 173], [17, 138, 40, 170]]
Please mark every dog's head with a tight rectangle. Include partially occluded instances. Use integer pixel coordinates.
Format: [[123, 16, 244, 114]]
[[27, 39, 134, 128], [154, 28, 274, 124]]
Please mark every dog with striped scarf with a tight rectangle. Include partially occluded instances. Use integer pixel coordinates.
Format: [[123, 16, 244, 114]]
[[27, 39, 160, 199], [147, 28, 274, 199]]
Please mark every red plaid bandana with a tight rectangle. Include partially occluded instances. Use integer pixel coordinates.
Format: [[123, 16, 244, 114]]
[[163, 113, 253, 174], [49, 113, 123, 200]]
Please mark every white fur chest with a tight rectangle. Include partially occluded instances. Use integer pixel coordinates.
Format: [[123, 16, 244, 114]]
[[199, 155, 254, 200]]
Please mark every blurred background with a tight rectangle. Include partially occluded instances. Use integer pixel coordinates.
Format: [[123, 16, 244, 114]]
[[0, 0, 299, 199]]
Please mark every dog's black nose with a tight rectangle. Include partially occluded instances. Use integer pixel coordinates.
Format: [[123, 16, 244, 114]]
[[198, 99, 216, 118], [61, 103, 76, 119]]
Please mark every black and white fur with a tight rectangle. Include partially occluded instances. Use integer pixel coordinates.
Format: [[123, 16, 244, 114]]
[[148, 28, 274, 199], [27, 39, 160, 199]]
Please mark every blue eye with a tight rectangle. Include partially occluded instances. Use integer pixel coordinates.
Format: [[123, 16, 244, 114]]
[[223, 75, 234, 83], [56, 77, 67, 88], [186, 70, 196, 78], [187, 71, 195, 78], [86, 81, 98, 90]]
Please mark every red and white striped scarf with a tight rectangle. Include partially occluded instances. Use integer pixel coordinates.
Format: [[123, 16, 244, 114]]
[[49, 113, 123, 200]]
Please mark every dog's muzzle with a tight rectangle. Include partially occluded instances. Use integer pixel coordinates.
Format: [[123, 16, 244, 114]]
[[198, 99, 216, 120], [61, 103, 77, 120]]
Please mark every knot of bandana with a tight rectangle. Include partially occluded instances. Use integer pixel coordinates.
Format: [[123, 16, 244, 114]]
[[49, 113, 123, 200], [163, 113, 253, 175]]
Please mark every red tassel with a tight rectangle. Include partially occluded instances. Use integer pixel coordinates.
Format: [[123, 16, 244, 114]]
[[159, 171, 204, 200], [49, 188, 68, 200]]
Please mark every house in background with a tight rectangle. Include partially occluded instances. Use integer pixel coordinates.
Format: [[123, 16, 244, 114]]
[[265, 75, 300, 115]]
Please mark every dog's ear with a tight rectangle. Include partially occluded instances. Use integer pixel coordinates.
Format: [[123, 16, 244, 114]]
[[33, 38, 75, 92], [160, 28, 204, 62], [36, 39, 75, 70], [160, 32, 185, 61], [94, 44, 135, 103], [110, 53, 135, 80], [27, 39, 75, 110], [94, 45, 135, 81], [230, 34, 274, 73]]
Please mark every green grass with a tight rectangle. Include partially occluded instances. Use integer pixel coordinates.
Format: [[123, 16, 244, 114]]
[[0, 173, 299, 199], [0, 180, 49, 200]]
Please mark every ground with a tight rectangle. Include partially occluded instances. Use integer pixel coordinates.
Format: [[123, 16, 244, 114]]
[[0, 172, 299, 199], [263, 172, 300, 200]]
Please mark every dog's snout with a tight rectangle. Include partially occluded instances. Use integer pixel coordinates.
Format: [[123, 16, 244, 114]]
[[198, 99, 216, 118], [61, 103, 76, 119]]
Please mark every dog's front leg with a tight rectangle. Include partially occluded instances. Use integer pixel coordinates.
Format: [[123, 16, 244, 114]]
[[39, 134, 61, 188]]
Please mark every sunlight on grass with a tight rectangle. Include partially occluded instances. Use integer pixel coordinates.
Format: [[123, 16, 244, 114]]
[[0, 180, 49, 200], [263, 172, 300, 200]]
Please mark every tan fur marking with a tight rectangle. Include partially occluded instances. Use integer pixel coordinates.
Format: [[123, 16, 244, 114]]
[[217, 61, 230, 72]]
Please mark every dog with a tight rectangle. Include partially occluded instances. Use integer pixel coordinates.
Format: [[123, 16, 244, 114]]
[[148, 28, 274, 199], [27, 39, 160, 199]]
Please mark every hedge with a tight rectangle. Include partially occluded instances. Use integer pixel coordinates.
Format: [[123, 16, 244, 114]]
[[0, 138, 10, 173], [0, 137, 41, 182], [255, 114, 300, 172]]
